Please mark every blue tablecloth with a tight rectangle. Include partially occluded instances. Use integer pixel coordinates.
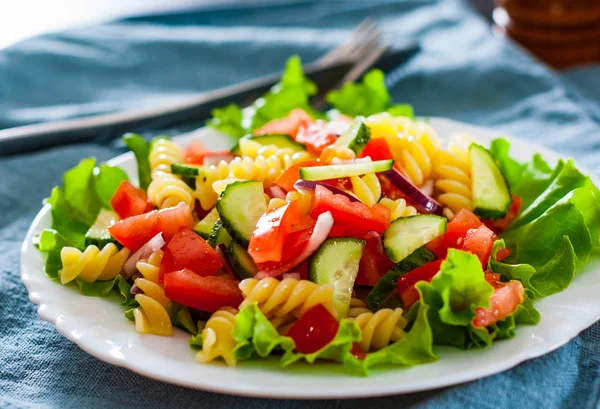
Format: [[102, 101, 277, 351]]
[[1, 1, 599, 408]]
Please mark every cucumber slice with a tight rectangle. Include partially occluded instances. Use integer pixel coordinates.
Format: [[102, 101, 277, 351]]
[[309, 238, 366, 318], [470, 143, 511, 220], [193, 207, 220, 239], [383, 215, 447, 263], [335, 119, 370, 155], [300, 160, 394, 181], [227, 241, 259, 279], [366, 247, 436, 310], [230, 134, 306, 155], [85, 209, 120, 248], [207, 219, 232, 248], [171, 163, 203, 177], [216, 181, 267, 246]]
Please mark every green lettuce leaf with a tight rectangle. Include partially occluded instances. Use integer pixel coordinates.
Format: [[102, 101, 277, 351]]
[[232, 303, 294, 360], [62, 158, 101, 225], [123, 133, 152, 190], [343, 302, 438, 376], [490, 138, 526, 190], [280, 320, 361, 368], [207, 104, 246, 139], [326, 69, 389, 117], [46, 187, 90, 250], [387, 104, 415, 119], [189, 332, 204, 350], [94, 164, 129, 209], [490, 238, 576, 298], [37, 228, 77, 280], [74, 274, 134, 306], [416, 249, 494, 349]]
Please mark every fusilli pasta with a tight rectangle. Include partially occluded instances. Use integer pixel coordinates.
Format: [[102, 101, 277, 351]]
[[434, 150, 472, 213], [350, 173, 381, 206], [379, 197, 418, 220], [239, 278, 336, 319], [59, 243, 131, 284], [319, 144, 356, 163], [195, 306, 238, 366], [132, 250, 173, 336], [149, 138, 184, 179], [346, 298, 408, 351]]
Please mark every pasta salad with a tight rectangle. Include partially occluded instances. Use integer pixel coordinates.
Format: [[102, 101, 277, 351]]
[[36, 56, 600, 376]]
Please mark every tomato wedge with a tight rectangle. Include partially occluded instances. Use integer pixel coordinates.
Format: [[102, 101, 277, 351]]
[[427, 209, 484, 259], [473, 280, 525, 327], [397, 259, 444, 309], [310, 185, 391, 236], [110, 180, 154, 219], [483, 195, 522, 234], [359, 138, 394, 161], [275, 160, 321, 192], [295, 120, 338, 155], [458, 225, 496, 268], [286, 304, 339, 354], [253, 108, 314, 138], [164, 228, 222, 277], [248, 201, 301, 264], [357, 231, 394, 286], [164, 268, 243, 313], [183, 140, 210, 164], [108, 203, 193, 252]]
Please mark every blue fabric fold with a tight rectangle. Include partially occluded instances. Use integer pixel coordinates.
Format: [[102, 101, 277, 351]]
[[0, 1, 598, 408]]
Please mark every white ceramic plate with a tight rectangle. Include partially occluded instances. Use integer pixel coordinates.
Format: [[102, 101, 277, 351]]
[[21, 118, 600, 399]]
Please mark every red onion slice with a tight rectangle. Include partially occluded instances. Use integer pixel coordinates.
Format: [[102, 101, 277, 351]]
[[268, 185, 286, 200], [130, 284, 143, 295], [123, 232, 166, 277], [294, 180, 359, 202], [381, 169, 444, 216], [256, 211, 334, 278]]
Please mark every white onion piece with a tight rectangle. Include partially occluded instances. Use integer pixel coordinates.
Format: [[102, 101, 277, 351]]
[[256, 211, 334, 279], [123, 233, 165, 277], [282, 272, 301, 280], [268, 185, 286, 200]]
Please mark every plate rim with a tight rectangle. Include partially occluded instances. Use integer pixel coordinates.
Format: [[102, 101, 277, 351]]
[[20, 117, 600, 399]]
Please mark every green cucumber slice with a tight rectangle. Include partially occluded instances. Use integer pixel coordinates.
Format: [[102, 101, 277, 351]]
[[383, 215, 447, 263], [207, 219, 232, 248], [171, 163, 203, 177], [308, 238, 366, 318], [193, 207, 220, 239], [300, 160, 393, 181], [366, 247, 436, 310], [335, 119, 370, 155], [470, 143, 511, 220], [216, 181, 267, 246], [231, 134, 306, 155], [84, 209, 120, 248], [226, 241, 259, 279]]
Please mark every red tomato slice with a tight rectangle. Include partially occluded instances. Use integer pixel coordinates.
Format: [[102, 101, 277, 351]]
[[275, 160, 321, 192], [350, 342, 367, 360], [427, 209, 483, 259], [458, 225, 496, 267], [483, 195, 522, 234], [164, 268, 243, 313], [310, 185, 391, 236], [108, 210, 159, 252], [165, 228, 222, 276], [110, 180, 154, 219], [183, 140, 209, 164], [397, 259, 444, 309], [495, 247, 511, 262], [158, 246, 177, 283], [295, 120, 338, 155], [473, 280, 525, 327], [359, 138, 394, 161], [254, 225, 314, 273], [286, 304, 339, 354], [484, 272, 502, 286], [248, 201, 301, 264], [357, 231, 394, 286], [253, 108, 314, 138], [150, 202, 194, 243]]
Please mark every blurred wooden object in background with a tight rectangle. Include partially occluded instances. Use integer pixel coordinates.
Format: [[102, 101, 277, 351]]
[[493, 0, 600, 68]]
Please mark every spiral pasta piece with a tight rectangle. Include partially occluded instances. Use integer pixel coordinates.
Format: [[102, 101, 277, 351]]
[[132, 250, 173, 336], [379, 197, 418, 220], [365, 113, 440, 187], [434, 150, 472, 213], [350, 173, 381, 206], [59, 243, 131, 284], [239, 278, 336, 320], [195, 306, 238, 366], [346, 299, 408, 351], [149, 138, 184, 179], [319, 144, 356, 163]]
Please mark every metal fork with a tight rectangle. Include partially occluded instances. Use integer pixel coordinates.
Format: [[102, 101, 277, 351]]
[[0, 19, 388, 154]]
